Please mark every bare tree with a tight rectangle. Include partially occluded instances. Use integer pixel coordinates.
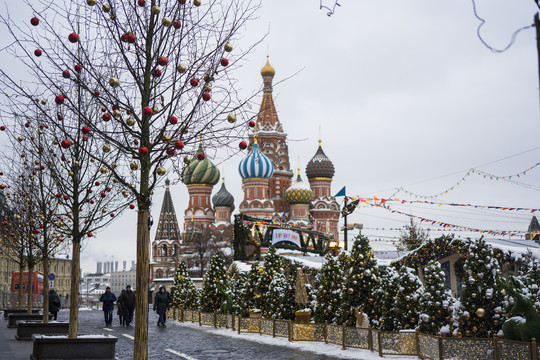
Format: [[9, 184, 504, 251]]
[[397, 217, 430, 252], [0, 1, 261, 355]]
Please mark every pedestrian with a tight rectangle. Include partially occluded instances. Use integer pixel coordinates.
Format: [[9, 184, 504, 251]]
[[99, 286, 117, 327], [153, 285, 170, 327], [48, 289, 61, 321], [117, 289, 126, 326], [118, 285, 135, 327]]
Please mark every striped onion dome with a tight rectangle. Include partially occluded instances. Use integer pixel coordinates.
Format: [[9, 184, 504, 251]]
[[182, 142, 220, 185], [212, 178, 235, 210], [238, 140, 274, 179], [285, 170, 314, 205], [306, 139, 335, 179]]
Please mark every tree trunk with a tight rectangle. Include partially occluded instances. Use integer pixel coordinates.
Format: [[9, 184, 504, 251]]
[[27, 265, 34, 314], [134, 210, 150, 360], [17, 262, 24, 310], [42, 257, 50, 323], [68, 240, 81, 338]]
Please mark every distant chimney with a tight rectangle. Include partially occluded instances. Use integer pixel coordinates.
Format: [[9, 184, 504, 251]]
[[97, 262, 102, 274]]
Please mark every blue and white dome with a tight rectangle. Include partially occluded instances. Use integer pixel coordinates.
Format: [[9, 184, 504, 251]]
[[238, 142, 274, 179]]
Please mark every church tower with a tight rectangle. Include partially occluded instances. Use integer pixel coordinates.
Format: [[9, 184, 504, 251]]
[[150, 178, 182, 280], [248, 57, 293, 221], [182, 140, 220, 230], [212, 178, 235, 229], [306, 140, 340, 241], [285, 169, 315, 226]]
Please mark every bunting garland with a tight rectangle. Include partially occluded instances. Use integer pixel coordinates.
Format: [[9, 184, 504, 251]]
[[395, 162, 540, 199]]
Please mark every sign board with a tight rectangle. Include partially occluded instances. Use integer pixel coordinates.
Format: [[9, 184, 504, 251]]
[[48, 273, 55, 281], [271, 229, 301, 247]]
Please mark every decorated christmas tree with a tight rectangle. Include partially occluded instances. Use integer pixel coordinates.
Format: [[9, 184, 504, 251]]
[[227, 263, 244, 315], [200, 253, 229, 312], [369, 266, 400, 331], [257, 247, 287, 314], [337, 235, 380, 326], [236, 261, 262, 316], [516, 252, 540, 309], [455, 238, 505, 337], [393, 266, 423, 330], [170, 261, 199, 310], [265, 272, 296, 320], [313, 254, 343, 323], [418, 260, 454, 335]]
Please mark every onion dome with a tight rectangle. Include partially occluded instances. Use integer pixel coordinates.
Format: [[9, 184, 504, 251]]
[[260, 56, 275, 77], [285, 170, 314, 205], [212, 178, 235, 210], [238, 139, 274, 179], [182, 142, 220, 185], [306, 139, 335, 179]]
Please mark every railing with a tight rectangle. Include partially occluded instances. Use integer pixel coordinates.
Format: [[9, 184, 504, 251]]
[[170, 308, 540, 360]]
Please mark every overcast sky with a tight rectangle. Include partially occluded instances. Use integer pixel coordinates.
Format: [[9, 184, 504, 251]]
[[3, 0, 540, 274]]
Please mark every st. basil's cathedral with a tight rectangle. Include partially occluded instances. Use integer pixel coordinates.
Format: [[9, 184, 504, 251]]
[[150, 58, 340, 280]]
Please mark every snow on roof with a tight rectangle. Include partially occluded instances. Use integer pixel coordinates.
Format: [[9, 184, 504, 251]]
[[283, 255, 325, 270]]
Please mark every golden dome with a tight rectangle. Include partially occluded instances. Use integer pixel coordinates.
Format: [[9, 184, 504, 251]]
[[260, 56, 275, 77]]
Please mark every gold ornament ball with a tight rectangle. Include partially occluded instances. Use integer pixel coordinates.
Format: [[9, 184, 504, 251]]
[[130, 162, 139, 171], [152, 106, 159, 114], [113, 109, 121, 118], [151, 6, 161, 14], [102, 4, 111, 12], [122, 191, 129, 198], [224, 43, 233, 52], [109, 77, 120, 88], [126, 117, 135, 126], [157, 167, 166, 176], [227, 114, 236, 123], [17, 136, 23, 142], [68, 171, 74, 177], [102, 208, 107, 214], [162, 135, 171, 143], [102, 144, 111, 153], [465, 330, 471, 337], [177, 64, 187, 73], [203, 84, 212, 92], [183, 156, 191, 164], [100, 167, 107, 174], [193, 0, 201, 6], [475, 308, 485, 318], [111, 163, 117, 169], [86, 0, 97, 5], [162, 17, 172, 27]]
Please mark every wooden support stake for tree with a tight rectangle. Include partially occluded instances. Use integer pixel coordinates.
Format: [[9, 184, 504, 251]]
[[273, 319, 276, 338], [493, 336, 499, 360], [438, 336, 443, 360], [532, 337, 538, 360], [214, 311, 217, 328], [368, 328, 373, 351], [415, 330, 421, 358], [378, 330, 383, 357], [324, 321, 328, 344], [341, 325, 346, 350], [288, 320, 293, 342]]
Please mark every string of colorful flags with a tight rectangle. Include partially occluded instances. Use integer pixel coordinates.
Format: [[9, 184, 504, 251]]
[[395, 161, 540, 199], [361, 226, 526, 233]]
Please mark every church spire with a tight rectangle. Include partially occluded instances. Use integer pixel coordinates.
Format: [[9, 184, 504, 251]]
[[154, 182, 181, 241], [255, 56, 282, 132]]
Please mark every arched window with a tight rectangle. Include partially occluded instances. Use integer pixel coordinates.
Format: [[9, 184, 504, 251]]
[[172, 244, 179, 256], [156, 269, 163, 279], [161, 244, 168, 257]]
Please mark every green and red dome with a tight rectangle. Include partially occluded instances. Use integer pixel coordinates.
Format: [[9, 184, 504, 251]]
[[305, 140, 335, 179]]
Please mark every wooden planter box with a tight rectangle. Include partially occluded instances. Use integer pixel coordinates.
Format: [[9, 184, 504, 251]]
[[16, 321, 69, 341], [31, 334, 118, 360], [295, 310, 311, 324], [249, 310, 261, 319], [8, 314, 51, 328], [3, 308, 40, 320]]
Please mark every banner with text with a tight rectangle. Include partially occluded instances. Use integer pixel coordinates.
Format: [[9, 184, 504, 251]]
[[272, 229, 301, 247]]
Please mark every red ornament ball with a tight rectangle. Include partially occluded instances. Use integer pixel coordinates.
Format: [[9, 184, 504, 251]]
[[30, 17, 39, 26], [81, 126, 90, 134], [0, 126, 5, 131], [57, 114, 63, 120], [74, 64, 82, 72], [34, 49, 42, 57], [94, 90, 100, 96], [102, 113, 111, 121], [142, 107, 152, 116], [220, 58, 229, 67], [248, 120, 255, 128], [197, 152, 205, 160], [138, 147, 149, 156], [127, 34, 136, 43], [173, 20, 181, 29], [62, 70, 71, 78], [178, 0, 186, 4], [121, 34, 128, 42], [166, 148, 176, 156], [190, 78, 199, 87], [174, 140, 184, 150], [55, 95, 65, 105], [152, 69, 162, 77], [101, 192, 106, 198], [202, 93, 211, 101], [137, 0, 145, 6], [129, 204, 135, 209], [239, 141, 247, 150], [157, 56, 168, 66], [63, 195, 69, 200], [60, 140, 71, 149], [169, 116, 178, 125], [88, 232, 93, 237], [68, 33, 79, 43]]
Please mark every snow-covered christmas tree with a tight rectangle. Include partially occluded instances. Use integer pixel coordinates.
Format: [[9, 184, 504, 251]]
[[265, 272, 296, 320], [516, 252, 540, 310], [337, 235, 380, 326], [237, 260, 261, 317], [313, 254, 343, 323], [200, 253, 229, 312], [394, 266, 423, 330], [170, 261, 199, 310], [418, 260, 454, 335], [258, 247, 287, 315], [369, 266, 400, 331], [455, 238, 504, 337]]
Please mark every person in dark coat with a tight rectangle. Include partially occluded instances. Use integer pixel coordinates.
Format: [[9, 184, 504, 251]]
[[48, 289, 61, 320], [99, 286, 117, 327], [117, 289, 126, 326], [118, 285, 135, 327], [153, 285, 170, 327]]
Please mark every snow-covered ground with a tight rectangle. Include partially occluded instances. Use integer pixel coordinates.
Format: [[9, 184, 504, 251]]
[[170, 320, 416, 360]]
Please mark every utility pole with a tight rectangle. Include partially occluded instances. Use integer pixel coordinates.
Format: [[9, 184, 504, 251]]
[[343, 196, 348, 251], [535, 13, 540, 110]]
